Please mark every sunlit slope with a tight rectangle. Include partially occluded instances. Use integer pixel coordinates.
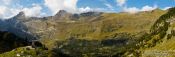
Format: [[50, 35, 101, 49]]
[[0, 9, 171, 57], [140, 7, 175, 57], [45, 9, 166, 40], [40, 9, 167, 49]]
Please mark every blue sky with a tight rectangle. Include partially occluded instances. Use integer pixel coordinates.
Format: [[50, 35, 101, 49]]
[[78, 0, 175, 12], [0, 0, 174, 18]]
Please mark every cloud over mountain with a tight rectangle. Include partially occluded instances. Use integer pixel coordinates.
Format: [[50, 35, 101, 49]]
[[22, 4, 43, 17], [123, 5, 157, 14], [163, 7, 171, 10], [44, 0, 78, 15], [0, 6, 20, 19], [0, 0, 174, 19]]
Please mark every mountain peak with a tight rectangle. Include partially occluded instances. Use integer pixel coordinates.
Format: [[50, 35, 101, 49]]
[[16, 11, 25, 17], [52, 10, 73, 20], [55, 10, 69, 16], [58, 10, 67, 14], [10, 11, 27, 21]]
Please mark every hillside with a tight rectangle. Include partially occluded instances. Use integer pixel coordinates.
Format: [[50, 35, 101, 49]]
[[1, 8, 175, 57], [141, 7, 175, 57], [0, 31, 30, 54], [40, 9, 167, 48]]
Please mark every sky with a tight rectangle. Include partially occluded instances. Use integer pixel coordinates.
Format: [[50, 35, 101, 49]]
[[0, 0, 174, 19]]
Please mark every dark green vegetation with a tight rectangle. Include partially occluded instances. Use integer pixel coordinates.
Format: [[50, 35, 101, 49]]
[[51, 33, 137, 57], [0, 31, 30, 54], [1, 7, 175, 57]]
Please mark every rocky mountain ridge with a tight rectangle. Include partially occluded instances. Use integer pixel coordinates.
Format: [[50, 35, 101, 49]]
[[0, 8, 174, 57]]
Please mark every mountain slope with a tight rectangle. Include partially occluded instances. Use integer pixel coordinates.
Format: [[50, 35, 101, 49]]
[[39, 9, 167, 48], [141, 7, 175, 57], [0, 8, 171, 57], [0, 12, 36, 41], [0, 31, 31, 54]]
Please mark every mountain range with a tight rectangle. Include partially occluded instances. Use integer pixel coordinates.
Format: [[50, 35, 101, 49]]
[[0, 7, 175, 57]]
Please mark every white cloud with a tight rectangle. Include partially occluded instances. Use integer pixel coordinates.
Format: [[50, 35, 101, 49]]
[[0, 0, 22, 19], [64, 0, 77, 12], [0, 3, 44, 19], [123, 7, 139, 14], [141, 5, 157, 11], [123, 5, 157, 14], [0, 6, 8, 16], [78, 7, 109, 13], [0, 6, 20, 19], [22, 4, 43, 17], [78, 7, 93, 13], [105, 3, 114, 10], [163, 7, 171, 10], [116, 0, 126, 6], [44, 0, 78, 15], [0, 0, 79, 19]]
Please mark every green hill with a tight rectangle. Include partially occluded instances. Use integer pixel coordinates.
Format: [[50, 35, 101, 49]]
[[141, 7, 175, 57], [1, 8, 175, 57], [40, 9, 167, 49]]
